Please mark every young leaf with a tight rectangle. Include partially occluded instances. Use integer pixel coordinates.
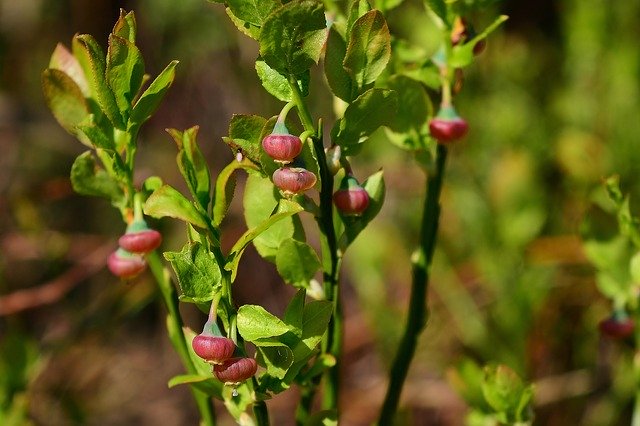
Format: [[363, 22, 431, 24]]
[[164, 242, 222, 303], [49, 43, 89, 96], [385, 75, 431, 134], [242, 174, 305, 261], [113, 9, 137, 43], [237, 305, 293, 341], [106, 34, 145, 118], [70, 151, 123, 203], [343, 10, 391, 94], [255, 341, 294, 379], [255, 59, 310, 102], [424, 0, 447, 25], [333, 88, 397, 153], [167, 374, 223, 397], [73, 34, 125, 129], [212, 161, 241, 227], [276, 238, 321, 289], [450, 15, 508, 69], [228, 199, 304, 262], [167, 127, 211, 211], [292, 300, 333, 360], [323, 28, 353, 102], [259, 0, 327, 75], [143, 184, 208, 228], [76, 114, 116, 150], [130, 60, 178, 126], [222, 114, 268, 166], [346, 0, 372, 40], [42, 69, 91, 141], [225, 7, 261, 40], [338, 170, 385, 248], [226, 0, 280, 27], [283, 289, 306, 337]]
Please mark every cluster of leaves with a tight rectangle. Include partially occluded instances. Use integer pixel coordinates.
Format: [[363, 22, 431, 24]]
[[582, 176, 640, 312], [42, 10, 177, 216], [449, 360, 534, 425]]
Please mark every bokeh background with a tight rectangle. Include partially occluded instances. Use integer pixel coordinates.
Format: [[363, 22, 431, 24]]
[[2, 0, 640, 424]]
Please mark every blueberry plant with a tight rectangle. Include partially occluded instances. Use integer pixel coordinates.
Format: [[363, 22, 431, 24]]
[[583, 176, 640, 423], [42, 1, 508, 424]]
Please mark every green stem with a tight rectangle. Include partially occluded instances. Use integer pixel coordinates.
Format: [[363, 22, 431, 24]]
[[377, 144, 448, 425], [146, 251, 216, 426], [288, 77, 342, 413], [288, 75, 315, 133], [253, 399, 270, 426]]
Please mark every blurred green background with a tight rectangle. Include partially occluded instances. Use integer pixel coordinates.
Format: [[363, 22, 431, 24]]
[[1, 0, 640, 424]]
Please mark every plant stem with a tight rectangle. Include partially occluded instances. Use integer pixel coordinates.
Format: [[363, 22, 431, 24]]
[[288, 75, 343, 414], [146, 251, 217, 426], [377, 144, 448, 425], [253, 400, 270, 426]]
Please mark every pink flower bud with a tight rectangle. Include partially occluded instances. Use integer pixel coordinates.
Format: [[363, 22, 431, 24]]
[[272, 167, 317, 195], [214, 357, 258, 384]]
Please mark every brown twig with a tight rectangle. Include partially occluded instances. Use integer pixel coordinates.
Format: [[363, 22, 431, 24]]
[[0, 242, 112, 316]]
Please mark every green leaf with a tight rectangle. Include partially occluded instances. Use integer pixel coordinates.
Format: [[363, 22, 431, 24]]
[[167, 374, 223, 397], [346, 1, 372, 40], [373, 0, 405, 11], [130, 60, 178, 126], [256, 341, 294, 379], [450, 15, 508, 69], [305, 410, 338, 426], [343, 10, 391, 93], [42, 68, 91, 142], [167, 127, 212, 211], [227, 199, 304, 277], [74, 34, 125, 129], [70, 151, 124, 204], [112, 9, 137, 43], [284, 289, 306, 337], [49, 43, 89, 96], [242, 174, 305, 261], [106, 34, 145, 118], [292, 300, 332, 360], [338, 170, 385, 248], [259, 0, 327, 75], [481, 364, 533, 422], [212, 161, 242, 227], [225, 7, 261, 40], [276, 238, 321, 288], [385, 75, 431, 134], [334, 88, 397, 153], [323, 28, 353, 102], [222, 114, 268, 166], [255, 59, 310, 102], [143, 185, 207, 228], [76, 114, 116, 150], [237, 305, 292, 341], [424, 0, 447, 25], [164, 242, 222, 303], [226, 0, 280, 27]]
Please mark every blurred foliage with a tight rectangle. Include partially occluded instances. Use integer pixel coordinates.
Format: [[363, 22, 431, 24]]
[[1, 0, 640, 424]]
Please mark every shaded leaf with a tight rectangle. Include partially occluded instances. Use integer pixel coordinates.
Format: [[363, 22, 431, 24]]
[[74, 34, 124, 129], [343, 10, 391, 93], [167, 126, 211, 210], [276, 239, 321, 288], [106, 34, 145, 117], [130, 60, 178, 126], [70, 151, 123, 204], [143, 185, 207, 228], [226, 0, 280, 27], [323, 28, 353, 102], [256, 342, 294, 379], [259, 0, 327, 75], [42, 69, 90, 141], [255, 59, 310, 102], [164, 242, 222, 303]]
